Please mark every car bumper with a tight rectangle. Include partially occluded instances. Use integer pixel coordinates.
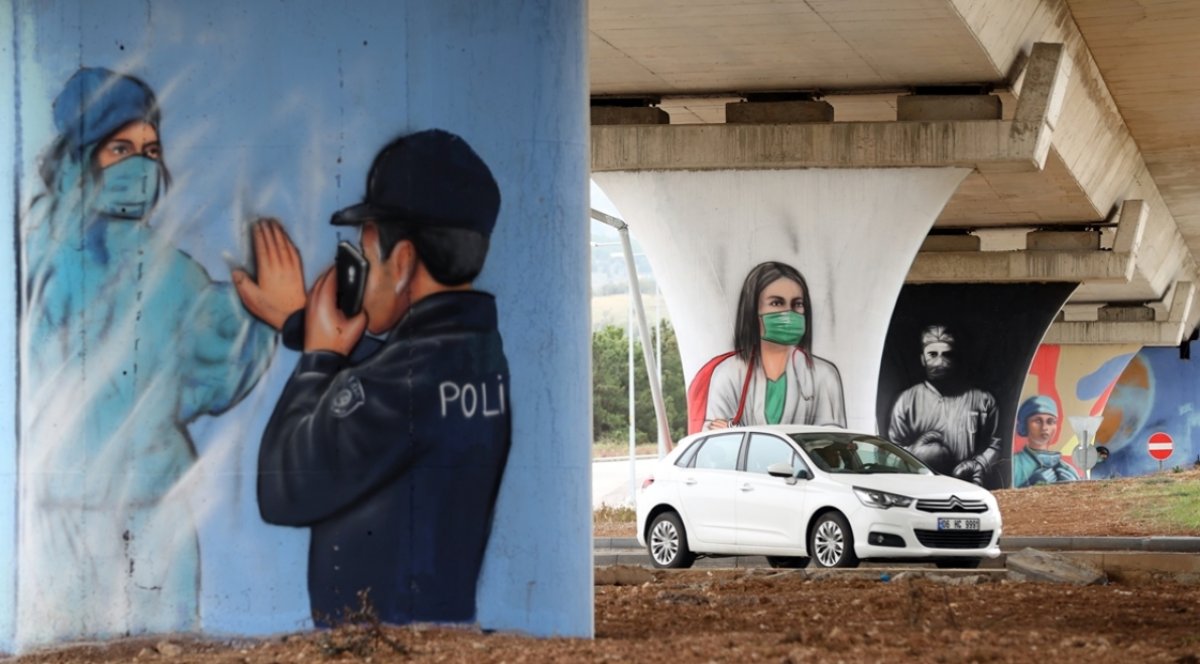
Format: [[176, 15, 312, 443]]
[[848, 506, 1002, 560]]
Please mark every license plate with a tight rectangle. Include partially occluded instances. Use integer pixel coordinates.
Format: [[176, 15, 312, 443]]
[[937, 518, 980, 531]]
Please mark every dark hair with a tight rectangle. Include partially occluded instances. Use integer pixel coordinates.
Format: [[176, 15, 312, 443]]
[[733, 261, 812, 363], [376, 222, 489, 286]]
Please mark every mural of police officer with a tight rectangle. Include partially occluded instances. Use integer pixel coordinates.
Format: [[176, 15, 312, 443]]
[[256, 129, 511, 626]]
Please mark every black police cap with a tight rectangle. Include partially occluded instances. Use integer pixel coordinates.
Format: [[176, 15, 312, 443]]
[[331, 129, 500, 237]]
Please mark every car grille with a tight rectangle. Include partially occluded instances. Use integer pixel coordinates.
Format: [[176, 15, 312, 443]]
[[915, 497, 988, 513], [913, 529, 994, 549]]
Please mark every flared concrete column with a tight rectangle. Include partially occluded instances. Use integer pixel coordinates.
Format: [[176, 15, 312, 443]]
[[595, 168, 969, 433], [1015, 344, 1140, 483], [876, 284, 1076, 489], [1093, 347, 1200, 477], [3, 0, 589, 651]]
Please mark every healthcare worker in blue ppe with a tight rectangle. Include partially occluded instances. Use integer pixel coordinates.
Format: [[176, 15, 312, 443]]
[[19, 67, 305, 646], [1012, 395, 1080, 488]]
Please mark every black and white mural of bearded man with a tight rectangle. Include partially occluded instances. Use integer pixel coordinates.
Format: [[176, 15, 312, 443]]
[[886, 325, 999, 485]]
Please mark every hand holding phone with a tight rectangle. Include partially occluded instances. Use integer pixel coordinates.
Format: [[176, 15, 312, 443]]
[[336, 241, 369, 318], [305, 266, 367, 355]]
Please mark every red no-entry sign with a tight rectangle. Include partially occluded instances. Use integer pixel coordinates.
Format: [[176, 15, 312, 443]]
[[1148, 432, 1174, 461]]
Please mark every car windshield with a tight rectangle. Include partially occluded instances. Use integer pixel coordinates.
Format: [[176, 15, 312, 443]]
[[789, 433, 933, 475]]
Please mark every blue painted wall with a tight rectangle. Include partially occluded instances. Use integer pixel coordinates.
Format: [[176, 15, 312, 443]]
[[4, 0, 589, 650], [1094, 346, 1200, 478]]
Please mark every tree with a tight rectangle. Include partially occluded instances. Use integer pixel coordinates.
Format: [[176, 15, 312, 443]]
[[592, 321, 688, 446], [592, 325, 629, 440]]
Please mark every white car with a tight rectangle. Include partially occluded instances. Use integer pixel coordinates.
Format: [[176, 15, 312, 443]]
[[635, 425, 1002, 569]]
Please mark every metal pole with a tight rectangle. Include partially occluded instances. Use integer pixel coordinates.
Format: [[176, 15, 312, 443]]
[[591, 209, 674, 455], [655, 283, 664, 458], [1083, 430, 1091, 481], [628, 295, 636, 505]]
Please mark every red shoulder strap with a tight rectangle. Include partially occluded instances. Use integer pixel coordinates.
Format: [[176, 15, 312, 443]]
[[731, 358, 754, 426]]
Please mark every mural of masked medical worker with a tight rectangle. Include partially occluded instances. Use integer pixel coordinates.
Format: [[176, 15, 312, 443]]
[[697, 261, 845, 431], [1012, 395, 1080, 487], [257, 130, 512, 627], [887, 325, 1000, 485], [19, 67, 303, 644]]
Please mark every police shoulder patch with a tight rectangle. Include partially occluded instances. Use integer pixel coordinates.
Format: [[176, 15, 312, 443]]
[[330, 376, 366, 418]]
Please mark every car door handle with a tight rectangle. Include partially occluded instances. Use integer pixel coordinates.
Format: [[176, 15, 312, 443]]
[[685, 478, 698, 486], [740, 484, 753, 492]]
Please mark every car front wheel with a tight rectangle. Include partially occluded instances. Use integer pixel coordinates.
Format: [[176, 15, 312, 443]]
[[647, 511, 696, 569], [809, 512, 859, 568]]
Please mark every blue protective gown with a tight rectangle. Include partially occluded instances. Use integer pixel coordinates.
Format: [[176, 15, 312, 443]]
[[18, 145, 275, 645]]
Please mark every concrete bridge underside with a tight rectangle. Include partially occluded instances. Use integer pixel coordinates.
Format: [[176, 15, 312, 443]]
[[589, 0, 1200, 346]]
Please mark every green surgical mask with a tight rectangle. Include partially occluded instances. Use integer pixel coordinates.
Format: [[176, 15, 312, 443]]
[[761, 310, 806, 346]]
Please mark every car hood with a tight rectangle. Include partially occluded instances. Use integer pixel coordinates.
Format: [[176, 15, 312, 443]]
[[824, 472, 993, 500]]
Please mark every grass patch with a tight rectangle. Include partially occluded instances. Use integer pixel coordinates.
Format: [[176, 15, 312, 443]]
[[1124, 471, 1200, 532], [594, 504, 637, 525], [593, 440, 660, 459]]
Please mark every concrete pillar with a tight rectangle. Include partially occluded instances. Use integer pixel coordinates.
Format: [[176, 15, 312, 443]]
[[594, 168, 969, 434], [1099, 346, 1200, 476], [4, 0, 589, 651], [1015, 344, 1140, 484], [877, 284, 1076, 489]]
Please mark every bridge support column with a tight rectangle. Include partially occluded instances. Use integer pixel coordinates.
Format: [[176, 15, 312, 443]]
[[1014, 344, 1141, 485], [4, 0, 589, 650], [595, 168, 969, 433]]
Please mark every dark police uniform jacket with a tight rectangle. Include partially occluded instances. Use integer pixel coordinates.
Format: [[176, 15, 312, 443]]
[[258, 291, 511, 626]]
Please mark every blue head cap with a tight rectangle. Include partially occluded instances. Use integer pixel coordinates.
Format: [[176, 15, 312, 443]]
[[1016, 395, 1058, 437], [53, 67, 160, 152]]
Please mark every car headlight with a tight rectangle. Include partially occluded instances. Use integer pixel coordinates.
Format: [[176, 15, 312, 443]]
[[853, 487, 913, 509]]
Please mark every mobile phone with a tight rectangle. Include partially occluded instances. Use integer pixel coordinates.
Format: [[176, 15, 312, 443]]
[[336, 241, 369, 318]]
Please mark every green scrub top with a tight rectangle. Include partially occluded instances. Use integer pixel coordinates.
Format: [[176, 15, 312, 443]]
[[765, 374, 787, 425]]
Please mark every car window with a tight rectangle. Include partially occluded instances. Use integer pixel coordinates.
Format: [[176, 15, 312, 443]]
[[691, 433, 743, 471], [675, 440, 702, 468], [744, 433, 800, 474], [791, 433, 932, 475]]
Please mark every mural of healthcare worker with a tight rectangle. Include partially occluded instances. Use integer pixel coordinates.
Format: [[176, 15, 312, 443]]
[[18, 67, 301, 644], [886, 325, 1000, 485], [695, 261, 846, 432], [1013, 344, 1137, 483], [1012, 395, 1079, 487], [877, 283, 1076, 488], [256, 130, 512, 626]]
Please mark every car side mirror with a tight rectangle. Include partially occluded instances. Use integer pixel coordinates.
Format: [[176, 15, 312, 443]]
[[767, 462, 795, 478]]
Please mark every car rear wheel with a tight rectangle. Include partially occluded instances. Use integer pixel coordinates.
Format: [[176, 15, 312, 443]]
[[934, 557, 982, 569], [809, 512, 859, 568], [647, 511, 696, 569], [766, 556, 810, 569]]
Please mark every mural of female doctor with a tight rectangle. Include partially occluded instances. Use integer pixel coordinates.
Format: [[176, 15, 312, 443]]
[[704, 262, 846, 430], [19, 67, 304, 644]]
